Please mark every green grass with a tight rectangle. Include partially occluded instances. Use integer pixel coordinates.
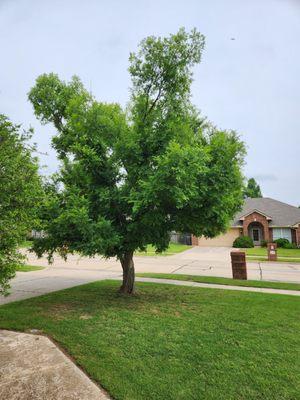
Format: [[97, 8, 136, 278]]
[[245, 247, 300, 258], [0, 280, 299, 400], [19, 240, 33, 249], [247, 256, 300, 263], [135, 243, 191, 256], [243, 247, 300, 263], [16, 264, 44, 272], [136, 273, 300, 291]]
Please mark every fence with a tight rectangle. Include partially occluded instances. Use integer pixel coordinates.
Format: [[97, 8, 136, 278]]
[[170, 232, 192, 245]]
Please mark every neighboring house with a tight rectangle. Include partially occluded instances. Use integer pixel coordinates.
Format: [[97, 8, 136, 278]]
[[30, 230, 46, 239], [192, 197, 300, 247]]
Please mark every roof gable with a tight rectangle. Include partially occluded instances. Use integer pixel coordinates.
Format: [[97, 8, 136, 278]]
[[232, 197, 300, 227], [239, 209, 272, 221]]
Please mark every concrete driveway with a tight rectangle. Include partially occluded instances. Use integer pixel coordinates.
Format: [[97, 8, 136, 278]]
[[0, 247, 299, 305], [0, 330, 109, 400]]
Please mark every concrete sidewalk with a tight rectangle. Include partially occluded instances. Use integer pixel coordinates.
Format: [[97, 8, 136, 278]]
[[0, 330, 110, 400], [135, 277, 300, 296]]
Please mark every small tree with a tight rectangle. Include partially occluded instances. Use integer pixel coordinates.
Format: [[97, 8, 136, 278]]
[[0, 115, 42, 295], [28, 29, 246, 294], [244, 178, 262, 198]]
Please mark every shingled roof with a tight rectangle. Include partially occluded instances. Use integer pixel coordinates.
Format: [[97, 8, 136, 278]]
[[232, 197, 300, 227]]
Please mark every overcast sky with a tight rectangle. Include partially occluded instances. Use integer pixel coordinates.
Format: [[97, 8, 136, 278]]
[[1, 0, 299, 205]]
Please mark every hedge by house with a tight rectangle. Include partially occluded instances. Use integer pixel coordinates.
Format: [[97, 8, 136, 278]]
[[233, 235, 254, 248]]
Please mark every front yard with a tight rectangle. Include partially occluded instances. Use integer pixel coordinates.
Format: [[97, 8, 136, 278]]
[[135, 243, 191, 256], [244, 247, 300, 262], [0, 280, 299, 399], [16, 265, 44, 272]]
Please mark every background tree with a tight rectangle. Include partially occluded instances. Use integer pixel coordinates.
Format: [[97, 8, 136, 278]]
[[0, 115, 42, 295], [28, 28, 246, 294], [244, 177, 262, 198]]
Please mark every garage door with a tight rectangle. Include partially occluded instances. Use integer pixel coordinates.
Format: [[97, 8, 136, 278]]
[[197, 228, 240, 247]]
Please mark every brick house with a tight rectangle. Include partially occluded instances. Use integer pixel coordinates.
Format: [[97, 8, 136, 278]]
[[192, 197, 300, 247]]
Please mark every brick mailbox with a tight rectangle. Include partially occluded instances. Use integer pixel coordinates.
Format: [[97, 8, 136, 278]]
[[230, 251, 247, 280], [267, 242, 277, 261]]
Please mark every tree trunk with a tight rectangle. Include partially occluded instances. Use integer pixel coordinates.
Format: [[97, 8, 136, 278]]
[[119, 251, 135, 294]]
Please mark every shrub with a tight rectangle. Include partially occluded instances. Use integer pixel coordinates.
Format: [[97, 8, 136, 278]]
[[282, 242, 297, 249], [261, 240, 268, 247], [233, 235, 254, 248], [274, 238, 290, 248]]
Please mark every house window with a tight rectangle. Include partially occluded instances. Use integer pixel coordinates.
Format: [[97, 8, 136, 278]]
[[272, 228, 292, 242]]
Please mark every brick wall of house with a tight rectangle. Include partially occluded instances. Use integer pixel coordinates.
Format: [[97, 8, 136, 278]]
[[292, 229, 297, 245], [269, 228, 273, 242], [296, 225, 300, 246], [242, 212, 270, 241]]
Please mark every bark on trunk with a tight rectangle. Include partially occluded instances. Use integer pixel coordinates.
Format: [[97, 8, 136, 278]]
[[119, 252, 135, 294]]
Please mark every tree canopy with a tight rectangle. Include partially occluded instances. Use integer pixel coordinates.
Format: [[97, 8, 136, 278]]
[[244, 178, 262, 198], [0, 115, 42, 295], [28, 28, 246, 294]]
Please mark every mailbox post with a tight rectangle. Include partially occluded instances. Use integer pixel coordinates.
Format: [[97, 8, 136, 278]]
[[230, 251, 247, 280], [267, 242, 277, 261]]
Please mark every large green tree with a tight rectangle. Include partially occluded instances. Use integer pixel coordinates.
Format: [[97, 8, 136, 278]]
[[244, 177, 262, 198], [0, 115, 42, 295], [28, 29, 246, 294]]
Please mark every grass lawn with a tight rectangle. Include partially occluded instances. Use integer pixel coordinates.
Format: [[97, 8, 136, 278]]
[[136, 273, 300, 291], [16, 264, 44, 272], [135, 243, 191, 256], [247, 256, 300, 263], [245, 247, 300, 258], [19, 240, 33, 249], [244, 247, 300, 264], [0, 281, 299, 400]]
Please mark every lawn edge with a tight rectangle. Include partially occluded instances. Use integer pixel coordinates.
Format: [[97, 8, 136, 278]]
[[135, 273, 300, 291]]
